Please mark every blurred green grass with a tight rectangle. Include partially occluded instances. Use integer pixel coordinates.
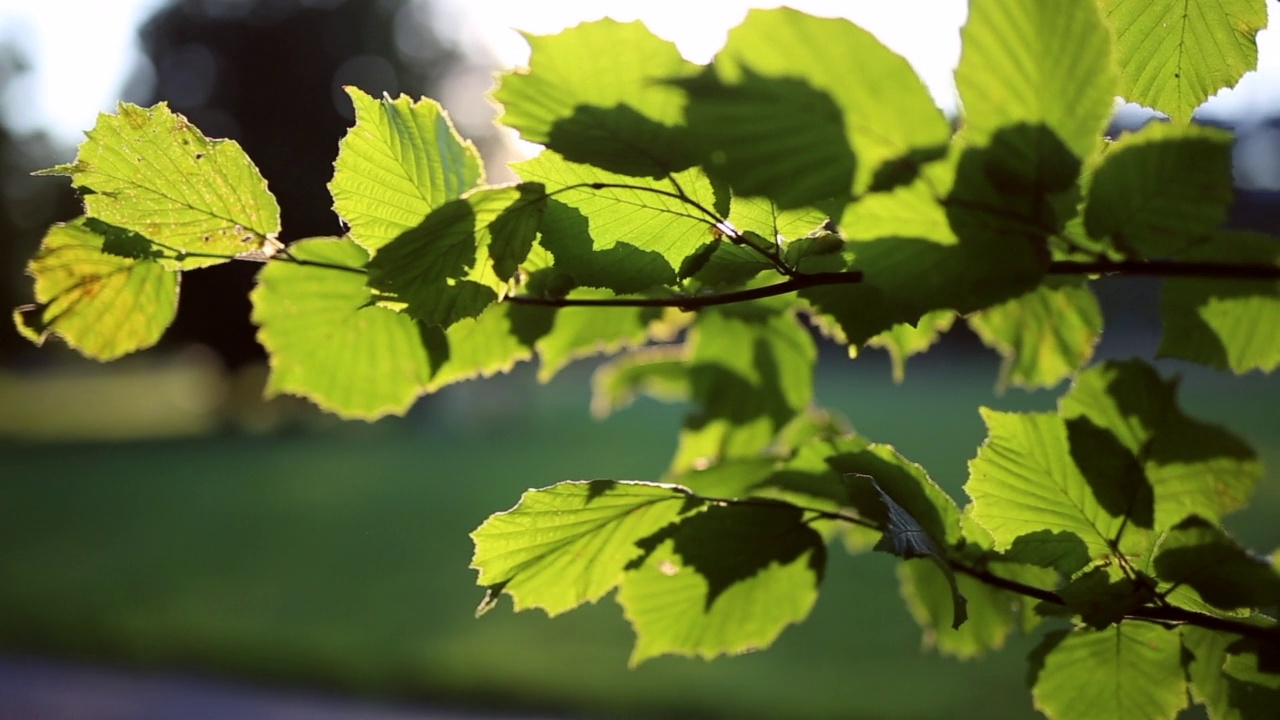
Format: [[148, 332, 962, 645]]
[[0, 355, 1276, 719]]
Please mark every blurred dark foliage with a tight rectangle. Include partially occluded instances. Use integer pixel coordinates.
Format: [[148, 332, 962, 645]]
[[125, 0, 474, 368]]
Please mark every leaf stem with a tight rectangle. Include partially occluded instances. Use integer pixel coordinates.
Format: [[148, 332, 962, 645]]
[[699, 494, 880, 531]]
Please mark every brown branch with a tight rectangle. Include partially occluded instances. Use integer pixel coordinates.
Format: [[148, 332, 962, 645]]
[[1049, 259, 1280, 280], [505, 271, 863, 310], [951, 559, 1280, 646]]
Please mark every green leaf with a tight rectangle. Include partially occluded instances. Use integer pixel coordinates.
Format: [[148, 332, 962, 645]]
[[492, 19, 698, 177], [590, 344, 691, 418], [1059, 360, 1261, 529], [676, 7, 951, 206], [329, 87, 483, 253], [956, 0, 1114, 217], [1084, 123, 1235, 257], [1152, 518, 1280, 613], [967, 281, 1102, 391], [684, 241, 776, 291], [1030, 624, 1187, 720], [753, 432, 870, 519], [1223, 638, 1280, 720], [838, 176, 958, 246], [898, 559, 1054, 659], [419, 301, 542, 393], [726, 197, 827, 246], [672, 305, 816, 471], [617, 502, 825, 664], [470, 480, 700, 617], [367, 183, 547, 327], [866, 310, 956, 383], [1159, 232, 1280, 374], [40, 102, 280, 258], [1100, 0, 1268, 124], [966, 409, 1146, 571], [251, 237, 434, 419], [513, 151, 723, 293], [1183, 626, 1241, 720], [1057, 566, 1158, 630], [534, 293, 688, 382], [14, 219, 178, 361], [800, 229, 1046, 350]]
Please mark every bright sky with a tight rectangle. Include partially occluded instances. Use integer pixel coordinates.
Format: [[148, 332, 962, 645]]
[[0, 0, 1277, 149]]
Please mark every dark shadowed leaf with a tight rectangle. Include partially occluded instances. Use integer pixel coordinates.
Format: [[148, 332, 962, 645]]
[[1084, 123, 1234, 258], [367, 184, 546, 327]]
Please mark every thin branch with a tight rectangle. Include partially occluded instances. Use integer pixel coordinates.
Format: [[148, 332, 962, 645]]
[[699, 494, 880, 531], [147, 247, 369, 276], [950, 561, 1064, 606], [262, 253, 367, 276], [506, 271, 863, 310], [950, 558, 1279, 646], [1049, 259, 1280, 280]]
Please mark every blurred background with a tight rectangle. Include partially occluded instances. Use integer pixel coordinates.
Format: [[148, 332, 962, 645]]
[[0, 1, 1277, 718]]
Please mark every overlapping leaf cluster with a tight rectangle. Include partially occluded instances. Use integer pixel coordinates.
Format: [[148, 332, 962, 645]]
[[12, 0, 1280, 718]]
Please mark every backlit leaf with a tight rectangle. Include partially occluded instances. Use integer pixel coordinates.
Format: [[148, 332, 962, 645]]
[[967, 281, 1102, 391], [617, 502, 825, 664], [513, 151, 724, 293], [1030, 624, 1187, 720], [367, 184, 547, 327], [956, 0, 1114, 229], [419, 301, 541, 393], [965, 409, 1148, 571], [492, 19, 698, 177], [590, 344, 691, 419], [1084, 122, 1235, 258], [726, 197, 827, 246], [672, 305, 815, 471], [677, 7, 951, 206], [15, 219, 178, 361], [1152, 518, 1280, 613], [470, 480, 699, 617], [1182, 626, 1240, 720], [1057, 565, 1158, 630], [251, 237, 432, 419], [1159, 232, 1280, 374], [799, 230, 1046, 349], [330, 87, 482, 252], [534, 293, 688, 382], [1059, 360, 1261, 529], [1222, 638, 1280, 720], [866, 310, 956, 383], [39, 102, 280, 259], [898, 559, 1054, 659], [1100, 0, 1268, 124]]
